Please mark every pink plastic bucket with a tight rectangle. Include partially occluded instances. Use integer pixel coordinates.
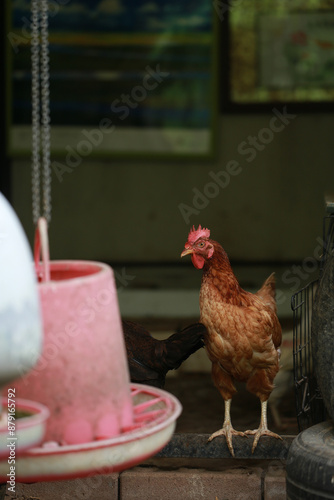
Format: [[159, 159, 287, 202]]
[[10, 219, 133, 445]]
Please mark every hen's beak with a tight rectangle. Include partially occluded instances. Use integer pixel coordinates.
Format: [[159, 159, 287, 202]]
[[181, 248, 193, 258]]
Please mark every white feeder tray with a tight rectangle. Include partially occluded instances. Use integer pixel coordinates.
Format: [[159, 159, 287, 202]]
[[0, 398, 50, 460], [0, 384, 182, 482]]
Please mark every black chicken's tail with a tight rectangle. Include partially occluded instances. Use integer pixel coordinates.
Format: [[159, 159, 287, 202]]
[[155, 322, 206, 372]]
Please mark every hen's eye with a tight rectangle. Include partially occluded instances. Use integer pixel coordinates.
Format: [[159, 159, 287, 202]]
[[198, 241, 205, 248]]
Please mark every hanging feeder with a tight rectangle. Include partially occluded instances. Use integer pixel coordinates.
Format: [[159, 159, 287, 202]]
[[1, 218, 182, 480]]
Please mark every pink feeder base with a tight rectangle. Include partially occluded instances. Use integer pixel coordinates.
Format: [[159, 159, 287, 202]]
[[0, 384, 182, 482]]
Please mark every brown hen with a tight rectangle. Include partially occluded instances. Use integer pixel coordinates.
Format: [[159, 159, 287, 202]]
[[181, 225, 282, 456]]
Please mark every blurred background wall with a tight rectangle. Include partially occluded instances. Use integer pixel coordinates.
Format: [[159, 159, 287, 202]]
[[11, 112, 333, 265], [4, 1, 334, 274]]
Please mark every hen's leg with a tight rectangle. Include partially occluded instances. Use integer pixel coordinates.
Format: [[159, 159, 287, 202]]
[[245, 400, 282, 453], [208, 363, 246, 457], [245, 367, 282, 452], [208, 399, 247, 457]]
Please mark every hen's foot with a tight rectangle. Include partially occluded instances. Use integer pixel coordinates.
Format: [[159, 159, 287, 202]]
[[244, 427, 282, 453], [208, 423, 247, 457]]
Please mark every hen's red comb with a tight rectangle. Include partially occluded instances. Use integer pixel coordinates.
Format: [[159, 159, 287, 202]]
[[187, 225, 210, 244]]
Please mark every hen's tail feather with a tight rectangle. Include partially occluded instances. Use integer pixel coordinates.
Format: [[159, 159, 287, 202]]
[[256, 272, 277, 313]]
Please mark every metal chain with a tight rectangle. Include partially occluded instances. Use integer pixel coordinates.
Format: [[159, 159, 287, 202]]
[[31, 0, 51, 225], [31, 0, 41, 225]]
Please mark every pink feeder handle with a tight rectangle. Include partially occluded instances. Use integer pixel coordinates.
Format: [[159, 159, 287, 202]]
[[34, 217, 50, 282]]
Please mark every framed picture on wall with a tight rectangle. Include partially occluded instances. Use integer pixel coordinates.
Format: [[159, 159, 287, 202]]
[[259, 13, 334, 90], [7, 0, 218, 160], [222, 1, 334, 112]]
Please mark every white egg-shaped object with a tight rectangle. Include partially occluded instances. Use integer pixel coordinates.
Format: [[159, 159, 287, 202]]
[[0, 192, 43, 389]]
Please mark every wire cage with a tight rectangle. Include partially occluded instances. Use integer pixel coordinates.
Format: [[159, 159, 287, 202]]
[[291, 280, 325, 431], [291, 210, 334, 432]]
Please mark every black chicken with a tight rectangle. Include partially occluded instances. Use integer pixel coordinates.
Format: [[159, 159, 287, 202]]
[[123, 320, 206, 388]]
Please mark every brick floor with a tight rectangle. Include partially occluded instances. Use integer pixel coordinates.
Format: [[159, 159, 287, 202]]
[[0, 461, 287, 499]]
